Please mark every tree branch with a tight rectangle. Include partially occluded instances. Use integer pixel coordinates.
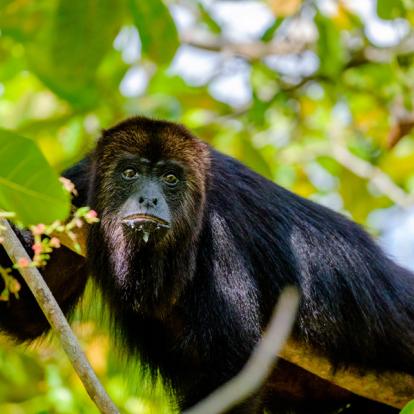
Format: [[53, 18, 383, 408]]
[[0, 219, 119, 414], [331, 134, 414, 209], [180, 31, 414, 64], [180, 31, 311, 60]]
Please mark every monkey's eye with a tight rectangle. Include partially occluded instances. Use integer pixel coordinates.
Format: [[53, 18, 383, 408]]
[[122, 168, 139, 180], [162, 173, 179, 187]]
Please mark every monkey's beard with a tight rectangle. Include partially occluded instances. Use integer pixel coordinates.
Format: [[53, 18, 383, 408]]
[[121, 218, 170, 245], [97, 213, 194, 316]]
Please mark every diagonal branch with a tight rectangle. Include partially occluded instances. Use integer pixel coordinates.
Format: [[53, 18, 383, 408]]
[[182, 287, 300, 414], [0, 219, 119, 414], [332, 144, 414, 208]]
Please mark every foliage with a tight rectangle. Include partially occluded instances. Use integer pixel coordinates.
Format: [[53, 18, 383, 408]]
[[401, 399, 414, 414], [1, 0, 414, 412], [0, 129, 70, 226]]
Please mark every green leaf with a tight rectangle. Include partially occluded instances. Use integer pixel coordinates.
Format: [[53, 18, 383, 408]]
[[315, 13, 345, 79], [401, 400, 414, 414], [129, 0, 179, 65], [261, 18, 283, 42], [27, 0, 124, 108], [0, 129, 70, 226], [377, 0, 405, 19]]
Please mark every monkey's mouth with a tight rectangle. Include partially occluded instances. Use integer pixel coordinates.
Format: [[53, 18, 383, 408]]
[[121, 214, 170, 243], [122, 214, 170, 228]]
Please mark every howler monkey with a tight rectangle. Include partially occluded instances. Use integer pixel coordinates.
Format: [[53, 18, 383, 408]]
[[1, 116, 413, 414]]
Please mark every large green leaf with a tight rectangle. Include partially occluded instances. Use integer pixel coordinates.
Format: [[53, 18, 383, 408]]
[[129, 0, 179, 65], [27, 0, 124, 108], [315, 13, 345, 79], [0, 129, 70, 226]]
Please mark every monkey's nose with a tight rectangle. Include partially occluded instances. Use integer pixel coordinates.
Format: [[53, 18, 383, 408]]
[[138, 196, 158, 208]]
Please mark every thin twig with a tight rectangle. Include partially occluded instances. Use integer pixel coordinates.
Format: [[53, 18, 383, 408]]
[[180, 31, 311, 60], [0, 219, 119, 414], [183, 287, 300, 414], [181, 31, 414, 63], [331, 138, 414, 209]]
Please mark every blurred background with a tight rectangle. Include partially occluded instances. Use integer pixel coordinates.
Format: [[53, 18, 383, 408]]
[[1, 0, 414, 412]]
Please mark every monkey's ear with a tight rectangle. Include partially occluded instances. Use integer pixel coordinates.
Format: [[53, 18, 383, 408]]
[[62, 156, 93, 208], [97, 128, 116, 146]]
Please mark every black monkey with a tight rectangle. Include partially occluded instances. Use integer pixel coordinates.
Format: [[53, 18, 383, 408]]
[[1, 116, 413, 414]]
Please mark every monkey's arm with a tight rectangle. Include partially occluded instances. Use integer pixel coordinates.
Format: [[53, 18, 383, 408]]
[[0, 226, 88, 341], [0, 157, 91, 341]]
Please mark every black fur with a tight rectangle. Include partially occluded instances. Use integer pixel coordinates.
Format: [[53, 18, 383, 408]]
[[1, 117, 413, 413]]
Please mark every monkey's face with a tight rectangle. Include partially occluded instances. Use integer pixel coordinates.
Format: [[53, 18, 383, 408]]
[[109, 156, 186, 245], [91, 118, 210, 251]]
